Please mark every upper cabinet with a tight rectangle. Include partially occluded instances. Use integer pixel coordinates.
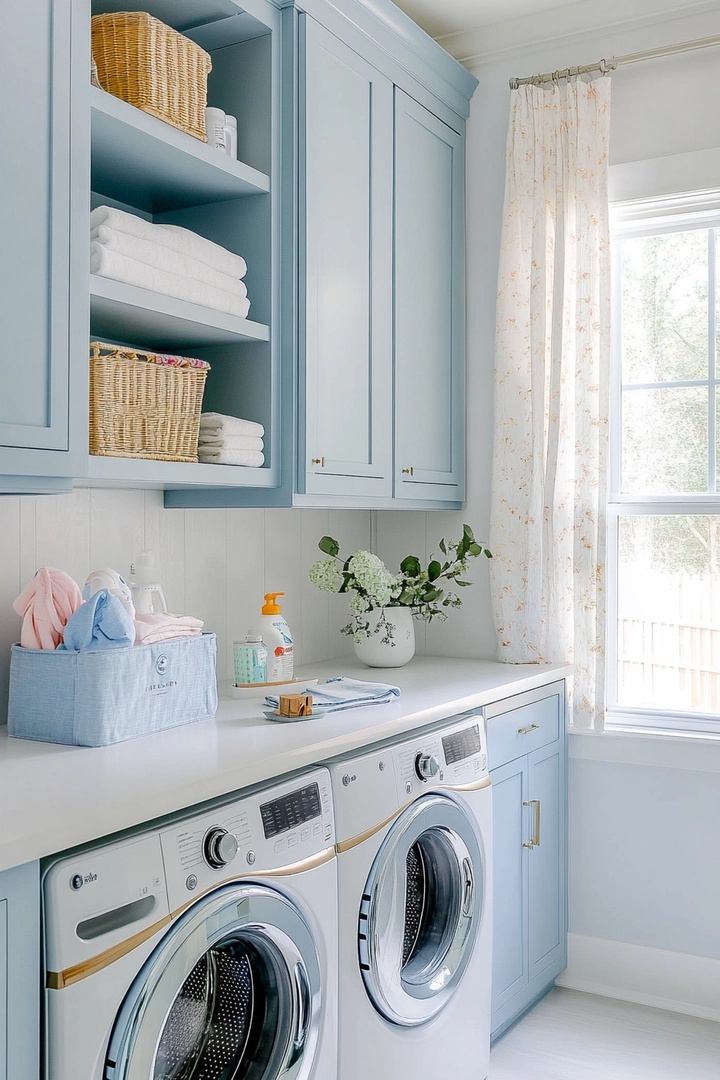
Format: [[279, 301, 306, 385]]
[[394, 90, 465, 503], [298, 16, 393, 501], [0, 0, 476, 508], [0, 0, 85, 493]]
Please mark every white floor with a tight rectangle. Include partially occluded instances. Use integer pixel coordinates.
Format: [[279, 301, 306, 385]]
[[490, 988, 720, 1079]]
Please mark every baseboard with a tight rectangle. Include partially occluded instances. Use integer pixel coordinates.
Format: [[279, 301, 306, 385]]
[[556, 933, 720, 1023]]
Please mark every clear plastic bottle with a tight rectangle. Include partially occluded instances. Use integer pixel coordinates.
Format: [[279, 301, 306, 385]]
[[233, 635, 268, 685]]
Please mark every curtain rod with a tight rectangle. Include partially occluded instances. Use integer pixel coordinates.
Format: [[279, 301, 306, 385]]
[[509, 33, 720, 89]]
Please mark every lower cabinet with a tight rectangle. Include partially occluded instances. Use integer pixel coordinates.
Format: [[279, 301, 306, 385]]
[[0, 862, 40, 1080], [487, 683, 567, 1039]]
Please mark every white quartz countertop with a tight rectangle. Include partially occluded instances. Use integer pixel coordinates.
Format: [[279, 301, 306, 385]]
[[0, 656, 570, 873]]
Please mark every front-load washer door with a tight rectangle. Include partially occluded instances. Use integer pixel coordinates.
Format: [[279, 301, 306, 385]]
[[358, 793, 484, 1027], [104, 883, 321, 1080]]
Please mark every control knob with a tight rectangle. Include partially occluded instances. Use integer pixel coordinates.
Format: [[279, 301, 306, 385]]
[[415, 752, 440, 782], [203, 827, 239, 869]]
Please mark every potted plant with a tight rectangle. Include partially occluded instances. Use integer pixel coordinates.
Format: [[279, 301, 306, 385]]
[[309, 524, 491, 667]]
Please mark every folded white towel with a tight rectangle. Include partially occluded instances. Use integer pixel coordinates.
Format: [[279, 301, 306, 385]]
[[92, 225, 248, 297], [199, 412, 265, 438], [198, 435, 264, 451], [198, 448, 265, 467], [90, 205, 248, 278], [90, 244, 251, 319]]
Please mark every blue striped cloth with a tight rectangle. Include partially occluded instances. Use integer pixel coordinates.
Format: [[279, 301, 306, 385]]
[[266, 676, 401, 713]]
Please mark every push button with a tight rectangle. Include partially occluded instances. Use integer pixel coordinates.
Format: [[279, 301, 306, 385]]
[[288, 834, 298, 847], [313, 823, 322, 836], [274, 838, 286, 853], [301, 828, 311, 842], [324, 824, 332, 841]]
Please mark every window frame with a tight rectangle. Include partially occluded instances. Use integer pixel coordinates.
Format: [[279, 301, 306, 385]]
[[607, 191, 720, 735]]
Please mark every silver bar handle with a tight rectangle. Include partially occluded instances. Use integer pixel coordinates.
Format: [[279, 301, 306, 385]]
[[522, 799, 541, 848], [518, 722, 540, 735]]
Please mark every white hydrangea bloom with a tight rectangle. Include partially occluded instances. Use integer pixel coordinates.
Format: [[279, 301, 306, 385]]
[[347, 550, 397, 607], [349, 592, 369, 613], [308, 558, 341, 593]]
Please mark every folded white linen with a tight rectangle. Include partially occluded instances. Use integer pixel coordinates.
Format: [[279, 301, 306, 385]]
[[199, 412, 265, 438], [134, 612, 204, 646], [90, 206, 248, 278], [92, 225, 248, 297], [90, 244, 251, 318], [198, 448, 265, 467], [198, 435, 264, 451]]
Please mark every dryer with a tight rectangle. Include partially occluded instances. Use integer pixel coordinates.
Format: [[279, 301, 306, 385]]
[[43, 768, 337, 1080], [328, 713, 492, 1080]]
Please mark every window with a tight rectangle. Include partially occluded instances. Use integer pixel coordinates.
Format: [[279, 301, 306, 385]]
[[608, 192, 720, 735]]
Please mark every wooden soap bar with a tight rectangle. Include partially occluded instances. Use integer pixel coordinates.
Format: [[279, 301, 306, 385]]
[[278, 693, 313, 717]]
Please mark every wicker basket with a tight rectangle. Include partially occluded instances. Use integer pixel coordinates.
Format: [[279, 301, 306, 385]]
[[89, 342, 209, 462], [91, 12, 212, 142]]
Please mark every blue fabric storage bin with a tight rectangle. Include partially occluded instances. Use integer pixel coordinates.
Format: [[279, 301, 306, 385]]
[[7, 632, 217, 747]]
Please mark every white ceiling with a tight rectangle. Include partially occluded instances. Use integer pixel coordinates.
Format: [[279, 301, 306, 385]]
[[391, 0, 588, 40]]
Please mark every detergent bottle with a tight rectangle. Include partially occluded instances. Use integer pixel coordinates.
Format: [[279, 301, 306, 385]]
[[252, 593, 293, 683]]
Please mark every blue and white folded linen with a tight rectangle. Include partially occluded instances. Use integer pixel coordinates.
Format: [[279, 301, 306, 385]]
[[265, 676, 401, 713], [58, 589, 135, 652]]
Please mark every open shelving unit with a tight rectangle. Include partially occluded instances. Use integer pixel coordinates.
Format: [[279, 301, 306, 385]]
[[83, 0, 282, 492]]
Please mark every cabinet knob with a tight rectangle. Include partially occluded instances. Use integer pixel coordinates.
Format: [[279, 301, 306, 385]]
[[312, 457, 325, 467], [401, 467, 414, 476]]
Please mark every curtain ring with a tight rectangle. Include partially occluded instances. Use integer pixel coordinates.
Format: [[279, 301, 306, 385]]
[[599, 58, 608, 76]]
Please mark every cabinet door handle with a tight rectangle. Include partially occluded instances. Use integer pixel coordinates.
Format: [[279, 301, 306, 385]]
[[311, 457, 325, 467], [401, 467, 414, 475], [517, 723, 540, 735], [522, 799, 541, 849]]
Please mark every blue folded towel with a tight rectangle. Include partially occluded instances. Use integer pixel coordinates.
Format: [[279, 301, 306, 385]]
[[265, 676, 401, 713], [58, 589, 135, 652]]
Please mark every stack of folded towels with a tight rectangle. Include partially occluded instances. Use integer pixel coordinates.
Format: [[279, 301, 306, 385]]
[[90, 205, 250, 318], [198, 411, 265, 467]]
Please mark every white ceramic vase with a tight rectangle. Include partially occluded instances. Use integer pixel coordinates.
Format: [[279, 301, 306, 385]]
[[353, 607, 416, 668]]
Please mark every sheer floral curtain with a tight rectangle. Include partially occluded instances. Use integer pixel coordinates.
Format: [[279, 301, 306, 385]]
[[489, 77, 611, 731]]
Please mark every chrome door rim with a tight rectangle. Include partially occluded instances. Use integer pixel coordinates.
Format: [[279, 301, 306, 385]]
[[358, 794, 484, 1027], [105, 883, 322, 1080]]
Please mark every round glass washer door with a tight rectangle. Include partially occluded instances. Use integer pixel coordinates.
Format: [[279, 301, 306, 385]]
[[358, 793, 484, 1027], [105, 883, 321, 1080]]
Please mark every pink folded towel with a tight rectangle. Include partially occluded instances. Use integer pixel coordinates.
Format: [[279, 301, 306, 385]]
[[134, 612, 204, 646], [13, 568, 83, 650]]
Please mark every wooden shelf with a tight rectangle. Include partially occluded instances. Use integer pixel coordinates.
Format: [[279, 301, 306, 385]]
[[85, 455, 276, 489], [90, 86, 269, 213], [89, 275, 270, 349]]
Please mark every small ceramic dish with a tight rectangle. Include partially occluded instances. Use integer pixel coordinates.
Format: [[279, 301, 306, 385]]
[[262, 707, 329, 723]]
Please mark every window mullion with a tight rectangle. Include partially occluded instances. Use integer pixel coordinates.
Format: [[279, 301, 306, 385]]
[[709, 228, 717, 494]]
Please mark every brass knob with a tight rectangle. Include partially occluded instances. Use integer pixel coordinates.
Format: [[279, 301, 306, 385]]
[[312, 457, 325, 467], [402, 467, 414, 476]]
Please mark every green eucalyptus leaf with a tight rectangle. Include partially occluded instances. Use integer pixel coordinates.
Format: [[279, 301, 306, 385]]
[[398, 589, 415, 605], [423, 587, 443, 602], [428, 560, 442, 581], [439, 538, 447, 554], [318, 535, 340, 557], [484, 549, 493, 558], [469, 543, 482, 556], [456, 579, 472, 587], [463, 523, 475, 541]]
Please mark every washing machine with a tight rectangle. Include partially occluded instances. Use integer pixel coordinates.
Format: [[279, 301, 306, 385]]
[[43, 768, 337, 1080], [328, 712, 492, 1080]]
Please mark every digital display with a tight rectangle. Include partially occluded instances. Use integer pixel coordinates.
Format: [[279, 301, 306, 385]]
[[260, 783, 322, 840], [442, 725, 481, 765]]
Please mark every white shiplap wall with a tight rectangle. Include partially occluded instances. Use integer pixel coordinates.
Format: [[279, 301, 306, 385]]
[[0, 489, 371, 722]]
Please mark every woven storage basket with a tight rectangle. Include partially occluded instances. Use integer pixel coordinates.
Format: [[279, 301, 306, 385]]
[[91, 11, 212, 141], [89, 342, 209, 462]]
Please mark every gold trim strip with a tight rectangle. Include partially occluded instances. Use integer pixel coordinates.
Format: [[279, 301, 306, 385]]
[[47, 847, 336, 989], [47, 914, 173, 989], [335, 775, 491, 854]]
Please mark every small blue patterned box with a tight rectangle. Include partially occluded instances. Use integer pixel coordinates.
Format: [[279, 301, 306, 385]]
[[7, 632, 218, 747]]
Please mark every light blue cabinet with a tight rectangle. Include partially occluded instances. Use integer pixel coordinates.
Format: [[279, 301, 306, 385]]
[[0, 0, 85, 493], [394, 90, 465, 502], [298, 15, 393, 500], [487, 683, 567, 1040], [0, 862, 40, 1080]]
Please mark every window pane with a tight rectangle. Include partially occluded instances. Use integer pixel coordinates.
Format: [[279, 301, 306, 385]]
[[617, 516, 720, 712], [621, 230, 709, 384], [621, 386, 708, 493]]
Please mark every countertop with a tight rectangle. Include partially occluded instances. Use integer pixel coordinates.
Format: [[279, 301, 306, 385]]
[[0, 656, 571, 874]]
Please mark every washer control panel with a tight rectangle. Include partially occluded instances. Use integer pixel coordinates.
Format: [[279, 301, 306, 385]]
[[160, 768, 334, 909], [395, 712, 488, 798]]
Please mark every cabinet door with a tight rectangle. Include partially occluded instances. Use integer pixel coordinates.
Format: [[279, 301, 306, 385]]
[[0, 862, 40, 1080], [394, 90, 465, 501], [490, 757, 529, 1016], [0, 0, 72, 456], [527, 741, 566, 981], [299, 16, 393, 499]]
